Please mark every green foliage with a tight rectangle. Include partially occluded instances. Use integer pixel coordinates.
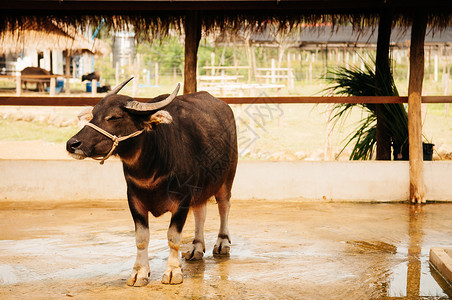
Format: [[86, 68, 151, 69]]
[[94, 54, 115, 83], [324, 60, 408, 160], [137, 37, 185, 75]]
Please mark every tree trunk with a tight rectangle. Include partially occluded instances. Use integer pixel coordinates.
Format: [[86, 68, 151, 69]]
[[408, 12, 427, 204], [183, 11, 201, 95], [375, 11, 392, 160]]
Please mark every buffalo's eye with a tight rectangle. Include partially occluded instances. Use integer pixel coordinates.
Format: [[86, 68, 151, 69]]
[[106, 115, 122, 121]]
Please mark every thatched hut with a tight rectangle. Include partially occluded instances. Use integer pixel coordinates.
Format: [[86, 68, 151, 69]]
[[0, 19, 109, 78], [0, 1, 451, 203]]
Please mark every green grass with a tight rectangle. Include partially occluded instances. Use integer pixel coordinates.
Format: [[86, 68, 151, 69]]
[[0, 78, 451, 160], [0, 119, 79, 143], [423, 103, 452, 145]]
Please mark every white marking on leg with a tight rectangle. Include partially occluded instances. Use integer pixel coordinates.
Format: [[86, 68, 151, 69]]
[[182, 204, 206, 260], [218, 200, 230, 239], [162, 224, 183, 284], [127, 223, 150, 287], [214, 196, 231, 255]]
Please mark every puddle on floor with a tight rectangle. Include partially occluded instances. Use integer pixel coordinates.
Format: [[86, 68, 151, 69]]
[[386, 259, 451, 298], [0, 201, 451, 299]]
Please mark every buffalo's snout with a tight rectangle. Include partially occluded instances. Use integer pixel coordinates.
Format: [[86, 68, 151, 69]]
[[66, 137, 87, 160], [67, 137, 81, 153]]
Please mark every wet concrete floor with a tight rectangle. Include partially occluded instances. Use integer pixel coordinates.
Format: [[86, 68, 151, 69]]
[[0, 200, 451, 299]]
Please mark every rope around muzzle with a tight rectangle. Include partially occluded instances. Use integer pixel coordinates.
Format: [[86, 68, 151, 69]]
[[85, 122, 144, 165]]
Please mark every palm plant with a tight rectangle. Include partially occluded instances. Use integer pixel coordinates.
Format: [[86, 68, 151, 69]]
[[324, 60, 408, 160]]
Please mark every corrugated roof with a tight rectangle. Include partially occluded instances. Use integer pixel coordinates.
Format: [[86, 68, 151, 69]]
[[237, 25, 452, 47]]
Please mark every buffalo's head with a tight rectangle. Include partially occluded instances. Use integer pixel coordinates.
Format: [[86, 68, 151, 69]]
[[66, 77, 179, 163]]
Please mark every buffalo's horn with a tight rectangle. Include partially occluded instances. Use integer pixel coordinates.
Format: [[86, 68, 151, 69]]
[[107, 76, 134, 95], [124, 83, 180, 113]]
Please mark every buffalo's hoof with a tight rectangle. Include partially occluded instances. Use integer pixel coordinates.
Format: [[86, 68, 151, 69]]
[[126, 266, 150, 287], [162, 266, 183, 285], [182, 242, 205, 261], [213, 237, 231, 256]]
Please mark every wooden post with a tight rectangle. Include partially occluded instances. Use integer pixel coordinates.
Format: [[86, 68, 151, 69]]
[[309, 61, 313, 84], [375, 11, 393, 160], [434, 54, 438, 82], [445, 72, 450, 116], [92, 79, 97, 96], [232, 36, 239, 77], [65, 51, 71, 94], [271, 59, 276, 84], [324, 46, 329, 74], [210, 52, 216, 76], [184, 11, 201, 95], [50, 77, 56, 96], [72, 60, 76, 79], [16, 74, 21, 96], [408, 12, 427, 204], [246, 37, 252, 83], [325, 104, 334, 160], [345, 48, 349, 68]]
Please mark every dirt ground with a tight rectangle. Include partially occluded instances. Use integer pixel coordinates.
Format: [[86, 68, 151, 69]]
[[0, 200, 451, 300]]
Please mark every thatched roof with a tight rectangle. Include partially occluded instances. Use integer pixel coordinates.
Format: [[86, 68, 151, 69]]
[[0, 19, 109, 55], [0, 1, 451, 41]]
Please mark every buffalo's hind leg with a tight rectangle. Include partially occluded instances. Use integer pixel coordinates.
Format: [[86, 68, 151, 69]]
[[213, 183, 232, 256], [182, 203, 206, 260], [126, 197, 150, 287]]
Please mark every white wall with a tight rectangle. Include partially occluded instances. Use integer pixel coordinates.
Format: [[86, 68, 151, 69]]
[[1, 160, 451, 202], [52, 50, 64, 75], [41, 50, 51, 71], [15, 49, 38, 72]]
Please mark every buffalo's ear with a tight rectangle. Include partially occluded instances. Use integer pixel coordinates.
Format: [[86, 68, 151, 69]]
[[78, 106, 93, 122], [144, 110, 173, 130]]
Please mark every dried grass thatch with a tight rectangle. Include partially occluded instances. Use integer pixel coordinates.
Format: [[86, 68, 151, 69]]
[[0, 18, 109, 55], [0, 3, 450, 42]]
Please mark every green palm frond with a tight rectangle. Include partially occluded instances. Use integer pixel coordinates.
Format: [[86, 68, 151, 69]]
[[324, 58, 407, 160]]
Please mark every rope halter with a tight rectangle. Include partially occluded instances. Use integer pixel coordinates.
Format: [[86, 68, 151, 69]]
[[85, 122, 144, 165]]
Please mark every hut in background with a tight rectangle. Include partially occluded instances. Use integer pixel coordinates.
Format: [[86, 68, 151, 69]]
[[0, 20, 109, 79]]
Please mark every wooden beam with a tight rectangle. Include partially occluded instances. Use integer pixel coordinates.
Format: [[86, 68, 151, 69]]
[[375, 11, 393, 160], [183, 11, 201, 94], [220, 96, 408, 104], [408, 11, 427, 204], [1, 95, 452, 107], [0, 96, 103, 106]]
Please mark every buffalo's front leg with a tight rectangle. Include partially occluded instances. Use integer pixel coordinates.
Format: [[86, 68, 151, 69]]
[[127, 197, 150, 287], [162, 204, 189, 284]]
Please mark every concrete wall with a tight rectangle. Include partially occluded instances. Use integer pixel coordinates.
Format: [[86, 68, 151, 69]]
[[1, 159, 451, 202]]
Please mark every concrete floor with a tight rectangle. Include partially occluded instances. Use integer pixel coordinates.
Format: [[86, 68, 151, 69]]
[[0, 200, 451, 299]]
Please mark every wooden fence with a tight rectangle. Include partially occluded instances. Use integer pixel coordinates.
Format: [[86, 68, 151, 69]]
[[0, 95, 451, 106], [0, 74, 72, 96]]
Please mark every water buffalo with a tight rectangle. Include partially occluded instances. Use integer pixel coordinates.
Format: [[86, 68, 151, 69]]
[[66, 78, 238, 286], [81, 71, 100, 82], [21, 67, 51, 92]]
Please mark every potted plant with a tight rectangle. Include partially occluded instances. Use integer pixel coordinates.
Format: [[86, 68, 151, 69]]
[[324, 59, 432, 161]]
